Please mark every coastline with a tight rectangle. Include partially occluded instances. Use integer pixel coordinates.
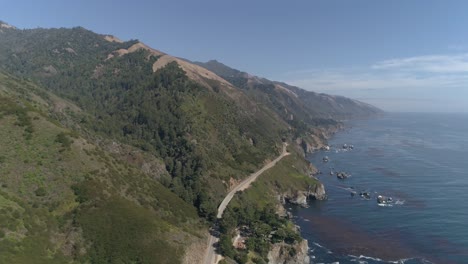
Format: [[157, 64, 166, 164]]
[[291, 113, 468, 264], [288, 119, 421, 263], [263, 124, 344, 264]]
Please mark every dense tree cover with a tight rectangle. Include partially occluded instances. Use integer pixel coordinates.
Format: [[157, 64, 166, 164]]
[[0, 74, 203, 263], [0, 25, 379, 263], [75, 55, 279, 219], [219, 191, 301, 262], [214, 151, 318, 263], [0, 27, 283, 221], [0, 27, 136, 77]]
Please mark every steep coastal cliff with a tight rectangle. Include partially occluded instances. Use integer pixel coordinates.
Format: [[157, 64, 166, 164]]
[[264, 127, 341, 263], [268, 239, 310, 264]]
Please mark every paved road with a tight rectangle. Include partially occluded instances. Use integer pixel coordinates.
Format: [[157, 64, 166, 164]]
[[202, 143, 290, 264]]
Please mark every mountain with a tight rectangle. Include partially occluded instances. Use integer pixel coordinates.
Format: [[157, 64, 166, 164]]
[[0, 21, 16, 30], [0, 22, 381, 263], [194, 60, 382, 121]]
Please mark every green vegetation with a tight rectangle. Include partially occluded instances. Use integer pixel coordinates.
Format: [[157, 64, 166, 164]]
[[75, 195, 182, 264], [0, 96, 35, 140], [0, 27, 284, 221], [218, 149, 316, 263], [0, 75, 203, 263], [55, 132, 72, 149], [0, 24, 378, 263], [195, 59, 381, 121]]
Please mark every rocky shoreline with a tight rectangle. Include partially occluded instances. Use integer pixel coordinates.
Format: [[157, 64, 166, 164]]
[[268, 240, 310, 264], [267, 187, 326, 264], [265, 125, 341, 264]]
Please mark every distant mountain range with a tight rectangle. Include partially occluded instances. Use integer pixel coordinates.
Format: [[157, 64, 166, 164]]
[[0, 20, 381, 264], [194, 59, 381, 121]]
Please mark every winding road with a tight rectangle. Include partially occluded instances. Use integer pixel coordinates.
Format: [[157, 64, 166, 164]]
[[202, 143, 290, 264]]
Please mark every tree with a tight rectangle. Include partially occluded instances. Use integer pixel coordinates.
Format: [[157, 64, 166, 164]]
[[218, 234, 235, 259]]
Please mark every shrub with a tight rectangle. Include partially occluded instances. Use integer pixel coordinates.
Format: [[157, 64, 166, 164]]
[[35, 187, 47, 197], [55, 132, 72, 149]]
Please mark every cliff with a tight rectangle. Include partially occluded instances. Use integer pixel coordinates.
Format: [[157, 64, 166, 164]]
[[268, 240, 310, 264], [295, 123, 343, 156], [281, 182, 327, 207]]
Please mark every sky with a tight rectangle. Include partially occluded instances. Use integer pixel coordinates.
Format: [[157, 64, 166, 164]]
[[1, 0, 468, 112]]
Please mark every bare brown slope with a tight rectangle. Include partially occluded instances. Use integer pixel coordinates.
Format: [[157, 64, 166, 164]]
[[105, 41, 234, 90]]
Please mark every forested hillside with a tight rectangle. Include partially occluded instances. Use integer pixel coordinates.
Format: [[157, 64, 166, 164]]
[[0, 26, 290, 219], [0, 22, 380, 263], [0, 72, 203, 263]]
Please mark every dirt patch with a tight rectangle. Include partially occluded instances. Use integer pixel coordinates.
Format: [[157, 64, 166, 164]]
[[182, 232, 209, 264], [152, 55, 234, 89], [64, 47, 77, 55], [275, 84, 298, 98], [107, 42, 165, 60], [103, 35, 123, 43], [107, 42, 236, 93]]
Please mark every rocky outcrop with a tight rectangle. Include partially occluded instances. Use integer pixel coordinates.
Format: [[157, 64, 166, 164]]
[[281, 182, 327, 207], [297, 137, 315, 154], [295, 123, 344, 156], [268, 240, 310, 264], [285, 191, 308, 207], [309, 182, 326, 200]]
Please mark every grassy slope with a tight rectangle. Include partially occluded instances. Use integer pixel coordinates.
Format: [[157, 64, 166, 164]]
[[0, 73, 203, 263], [232, 150, 318, 209]]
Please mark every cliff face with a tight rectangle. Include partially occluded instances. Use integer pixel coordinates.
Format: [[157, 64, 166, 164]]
[[281, 181, 327, 207], [296, 123, 344, 156], [268, 240, 310, 264], [270, 181, 325, 262], [310, 182, 327, 200]]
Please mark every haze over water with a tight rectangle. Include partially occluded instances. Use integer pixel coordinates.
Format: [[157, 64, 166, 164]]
[[292, 113, 468, 264]]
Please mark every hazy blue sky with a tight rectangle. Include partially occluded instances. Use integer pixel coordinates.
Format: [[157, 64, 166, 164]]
[[2, 0, 468, 112]]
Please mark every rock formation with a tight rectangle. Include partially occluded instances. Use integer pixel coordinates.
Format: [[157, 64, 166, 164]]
[[268, 240, 310, 264]]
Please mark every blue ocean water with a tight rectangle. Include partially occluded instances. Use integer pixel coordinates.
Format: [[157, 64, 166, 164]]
[[292, 113, 468, 264]]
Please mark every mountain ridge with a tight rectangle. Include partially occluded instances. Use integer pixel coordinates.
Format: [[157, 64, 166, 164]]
[[194, 59, 382, 120], [0, 23, 381, 263]]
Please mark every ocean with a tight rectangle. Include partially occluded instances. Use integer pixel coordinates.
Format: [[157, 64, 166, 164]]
[[291, 113, 468, 264]]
